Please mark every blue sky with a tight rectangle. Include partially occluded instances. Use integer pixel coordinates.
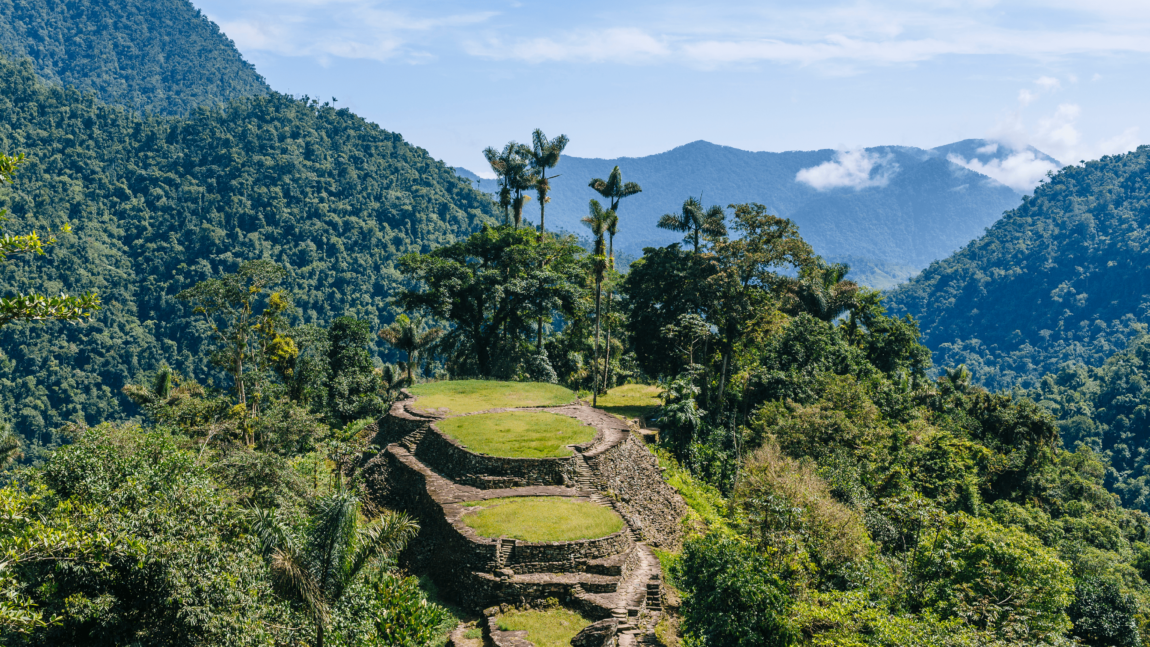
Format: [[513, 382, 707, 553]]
[[191, 0, 1150, 190]]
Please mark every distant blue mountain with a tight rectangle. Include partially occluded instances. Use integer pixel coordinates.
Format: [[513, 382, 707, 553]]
[[456, 139, 1055, 289]]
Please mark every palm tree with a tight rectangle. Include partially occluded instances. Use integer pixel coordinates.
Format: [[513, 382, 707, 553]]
[[483, 145, 513, 225], [252, 492, 419, 647], [785, 261, 859, 322], [583, 199, 611, 406], [589, 165, 641, 259], [589, 167, 639, 393], [528, 129, 569, 234], [657, 197, 727, 253], [484, 142, 535, 228], [378, 314, 443, 385]]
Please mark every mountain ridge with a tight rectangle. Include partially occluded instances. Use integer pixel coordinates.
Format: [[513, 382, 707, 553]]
[[458, 138, 1051, 288]]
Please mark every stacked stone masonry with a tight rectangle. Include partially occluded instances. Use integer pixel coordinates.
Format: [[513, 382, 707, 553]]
[[364, 389, 685, 643]]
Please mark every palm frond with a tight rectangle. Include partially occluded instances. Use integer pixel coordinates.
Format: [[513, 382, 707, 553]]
[[657, 212, 688, 233], [345, 511, 420, 588], [621, 181, 642, 198], [270, 546, 328, 624], [309, 491, 360, 598]]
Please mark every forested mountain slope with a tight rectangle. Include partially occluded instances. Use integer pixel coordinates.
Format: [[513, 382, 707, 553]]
[[462, 139, 1041, 287], [0, 0, 268, 114], [885, 146, 1150, 390], [0, 56, 495, 450]]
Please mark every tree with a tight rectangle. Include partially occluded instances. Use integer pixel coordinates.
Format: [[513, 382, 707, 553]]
[[252, 492, 419, 647], [378, 314, 443, 384], [657, 196, 727, 254], [708, 203, 813, 412], [177, 261, 291, 440], [675, 533, 798, 647], [396, 225, 586, 377], [327, 317, 385, 426], [483, 142, 535, 228], [528, 129, 569, 234], [589, 168, 641, 394], [583, 200, 611, 404], [0, 152, 99, 327], [781, 259, 860, 322]]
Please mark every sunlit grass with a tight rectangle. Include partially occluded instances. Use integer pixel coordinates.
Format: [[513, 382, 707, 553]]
[[595, 383, 663, 420], [409, 380, 575, 415], [462, 496, 625, 542], [437, 411, 595, 458], [496, 608, 593, 647]]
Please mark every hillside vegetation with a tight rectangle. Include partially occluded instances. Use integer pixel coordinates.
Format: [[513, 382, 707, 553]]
[[885, 146, 1150, 390], [0, 55, 495, 452], [0, 0, 269, 114]]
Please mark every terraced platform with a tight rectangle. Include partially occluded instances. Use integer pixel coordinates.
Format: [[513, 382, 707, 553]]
[[365, 384, 687, 644]]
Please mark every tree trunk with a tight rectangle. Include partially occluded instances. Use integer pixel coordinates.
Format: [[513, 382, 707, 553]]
[[406, 350, 414, 384], [316, 620, 324, 647], [592, 280, 602, 407], [716, 342, 730, 417], [602, 293, 613, 392]]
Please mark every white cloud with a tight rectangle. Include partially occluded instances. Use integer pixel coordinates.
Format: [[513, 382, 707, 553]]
[[796, 149, 897, 191], [1018, 88, 1037, 106], [976, 142, 999, 155], [210, 2, 497, 63], [1035, 76, 1061, 91], [948, 151, 1059, 192], [464, 28, 669, 63]]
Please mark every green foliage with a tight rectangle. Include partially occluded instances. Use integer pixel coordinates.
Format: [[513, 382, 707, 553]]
[[396, 225, 586, 378], [0, 54, 494, 446], [0, 0, 269, 115], [911, 513, 1075, 642], [674, 532, 798, 647], [886, 146, 1150, 391], [1030, 333, 1150, 512], [328, 573, 456, 647], [2, 423, 297, 646], [251, 491, 420, 647], [1068, 576, 1142, 647]]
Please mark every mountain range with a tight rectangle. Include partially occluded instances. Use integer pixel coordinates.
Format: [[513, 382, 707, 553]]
[[885, 146, 1150, 390], [459, 140, 1059, 288]]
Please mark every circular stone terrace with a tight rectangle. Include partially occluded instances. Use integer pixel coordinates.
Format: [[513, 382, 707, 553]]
[[374, 380, 673, 635]]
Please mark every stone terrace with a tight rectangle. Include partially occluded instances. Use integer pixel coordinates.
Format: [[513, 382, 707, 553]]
[[366, 387, 687, 644]]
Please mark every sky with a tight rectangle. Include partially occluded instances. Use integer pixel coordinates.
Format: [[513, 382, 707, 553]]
[[190, 0, 1150, 190]]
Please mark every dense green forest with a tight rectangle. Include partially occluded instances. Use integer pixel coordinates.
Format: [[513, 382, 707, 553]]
[[886, 146, 1150, 391], [1030, 332, 1150, 513], [462, 139, 1034, 288], [0, 0, 269, 115], [0, 55, 496, 458]]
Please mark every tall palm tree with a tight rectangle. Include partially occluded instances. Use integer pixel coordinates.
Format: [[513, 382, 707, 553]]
[[583, 200, 611, 406], [589, 167, 639, 394], [378, 314, 443, 384], [252, 493, 419, 647], [482, 146, 513, 225], [589, 165, 642, 259], [657, 197, 727, 253], [528, 129, 569, 234], [484, 142, 535, 228]]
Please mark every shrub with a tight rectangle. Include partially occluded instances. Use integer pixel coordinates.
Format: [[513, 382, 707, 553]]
[[674, 533, 797, 647]]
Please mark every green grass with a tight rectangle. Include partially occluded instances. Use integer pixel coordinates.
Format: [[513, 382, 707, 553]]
[[462, 496, 625, 542], [653, 447, 732, 537], [409, 380, 576, 415], [595, 383, 663, 420], [437, 411, 596, 458], [495, 608, 592, 647]]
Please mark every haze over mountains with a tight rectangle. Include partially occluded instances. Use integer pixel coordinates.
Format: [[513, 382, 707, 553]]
[[459, 140, 1059, 288]]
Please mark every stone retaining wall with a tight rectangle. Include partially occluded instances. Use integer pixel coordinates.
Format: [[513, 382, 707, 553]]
[[415, 425, 578, 489], [584, 434, 687, 549]]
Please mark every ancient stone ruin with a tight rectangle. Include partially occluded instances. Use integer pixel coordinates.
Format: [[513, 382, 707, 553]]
[[366, 388, 687, 646]]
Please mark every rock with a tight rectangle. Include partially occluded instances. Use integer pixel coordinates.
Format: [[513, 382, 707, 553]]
[[496, 568, 514, 579], [483, 606, 501, 617], [570, 618, 618, 647]]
